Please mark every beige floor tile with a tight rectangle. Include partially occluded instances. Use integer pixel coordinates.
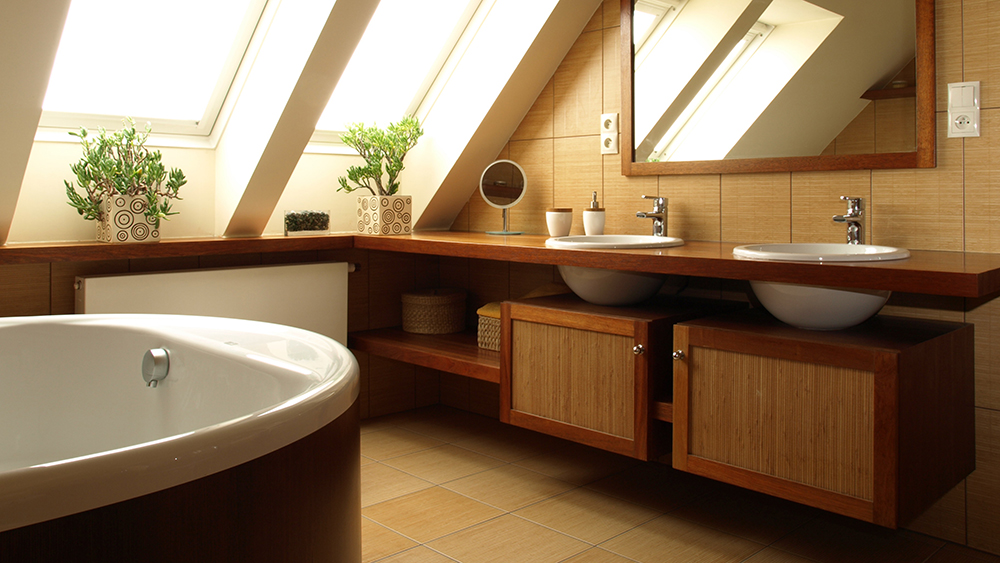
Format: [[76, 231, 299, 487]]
[[393, 406, 502, 443], [363, 486, 503, 544], [361, 427, 445, 461], [669, 486, 817, 544], [363, 517, 418, 563], [926, 544, 1000, 563], [560, 548, 638, 563], [514, 488, 659, 544], [376, 546, 459, 563], [428, 514, 589, 563], [452, 425, 566, 462], [383, 444, 506, 484], [514, 441, 639, 485], [362, 463, 434, 508], [771, 514, 945, 563], [586, 461, 716, 512], [361, 455, 377, 466], [443, 463, 576, 511], [600, 513, 765, 563], [741, 547, 816, 563]]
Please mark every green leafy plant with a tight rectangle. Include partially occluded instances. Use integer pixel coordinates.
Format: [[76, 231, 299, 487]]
[[337, 115, 423, 196], [65, 117, 186, 226]]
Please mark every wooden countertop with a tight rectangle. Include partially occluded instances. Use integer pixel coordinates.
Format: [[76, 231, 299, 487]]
[[3, 231, 1000, 298]]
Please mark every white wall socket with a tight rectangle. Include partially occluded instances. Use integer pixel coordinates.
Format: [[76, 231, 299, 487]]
[[601, 133, 619, 155], [948, 81, 980, 138], [601, 113, 619, 154]]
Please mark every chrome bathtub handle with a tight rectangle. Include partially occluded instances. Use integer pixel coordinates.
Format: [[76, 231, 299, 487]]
[[143, 348, 170, 388]]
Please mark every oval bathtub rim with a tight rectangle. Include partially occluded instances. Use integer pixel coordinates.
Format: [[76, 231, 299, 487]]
[[0, 314, 359, 534]]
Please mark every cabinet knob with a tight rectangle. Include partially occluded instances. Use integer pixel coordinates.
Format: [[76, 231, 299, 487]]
[[633, 344, 645, 355], [672, 350, 685, 360]]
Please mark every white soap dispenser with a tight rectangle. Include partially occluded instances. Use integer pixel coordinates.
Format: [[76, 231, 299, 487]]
[[583, 191, 605, 235]]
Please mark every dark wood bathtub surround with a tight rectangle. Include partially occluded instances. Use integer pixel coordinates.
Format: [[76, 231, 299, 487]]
[[0, 400, 362, 563]]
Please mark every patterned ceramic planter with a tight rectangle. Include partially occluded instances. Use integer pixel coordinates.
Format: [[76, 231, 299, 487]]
[[357, 195, 411, 235], [97, 194, 160, 243]]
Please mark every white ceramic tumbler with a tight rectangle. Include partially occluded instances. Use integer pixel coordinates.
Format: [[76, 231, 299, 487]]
[[546, 208, 573, 237]]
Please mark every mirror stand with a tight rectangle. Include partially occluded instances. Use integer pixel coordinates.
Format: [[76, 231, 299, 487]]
[[480, 159, 528, 236]]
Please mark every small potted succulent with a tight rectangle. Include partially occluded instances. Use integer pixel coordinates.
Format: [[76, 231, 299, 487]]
[[65, 118, 186, 243], [337, 115, 422, 235]]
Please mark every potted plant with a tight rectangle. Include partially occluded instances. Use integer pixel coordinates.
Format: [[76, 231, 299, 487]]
[[65, 118, 186, 243], [337, 115, 423, 235]]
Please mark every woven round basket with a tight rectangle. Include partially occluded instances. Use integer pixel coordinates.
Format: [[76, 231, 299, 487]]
[[401, 288, 467, 334]]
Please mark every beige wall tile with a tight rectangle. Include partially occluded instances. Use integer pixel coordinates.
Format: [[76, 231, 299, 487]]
[[603, 27, 621, 114], [554, 30, 604, 138], [937, 0, 964, 112], [721, 173, 791, 244], [554, 136, 603, 235], [658, 174, 721, 241], [968, 408, 1000, 554], [510, 139, 554, 235], [965, 109, 1000, 252], [964, 0, 1000, 109], [603, 0, 622, 29], [603, 155, 657, 236], [871, 116, 964, 251], [791, 170, 872, 244], [512, 79, 554, 141], [584, 2, 602, 32], [0, 263, 49, 317]]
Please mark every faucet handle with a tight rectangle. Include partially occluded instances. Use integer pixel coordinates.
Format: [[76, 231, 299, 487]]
[[641, 195, 666, 212], [840, 196, 864, 213]]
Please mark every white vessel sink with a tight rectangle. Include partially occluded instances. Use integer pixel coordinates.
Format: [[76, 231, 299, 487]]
[[733, 243, 910, 262], [733, 243, 909, 330], [557, 265, 667, 306], [546, 235, 684, 250]]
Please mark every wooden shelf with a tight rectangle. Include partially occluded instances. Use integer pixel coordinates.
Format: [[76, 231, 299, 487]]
[[652, 400, 673, 423], [347, 328, 500, 383]]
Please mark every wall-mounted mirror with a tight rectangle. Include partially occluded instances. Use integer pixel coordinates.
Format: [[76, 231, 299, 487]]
[[480, 159, 527, 235], [621, 0, 935, 176]]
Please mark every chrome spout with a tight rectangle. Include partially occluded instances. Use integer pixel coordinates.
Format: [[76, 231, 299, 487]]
[[832, 196, 864, 244]]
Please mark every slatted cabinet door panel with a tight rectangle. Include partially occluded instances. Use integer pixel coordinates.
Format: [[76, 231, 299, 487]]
[[672, 310, 975, 528], [501, 294, 744, 460]]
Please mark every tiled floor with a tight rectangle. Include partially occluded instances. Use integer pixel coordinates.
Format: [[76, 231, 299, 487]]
[[360, 406, 999, 563]]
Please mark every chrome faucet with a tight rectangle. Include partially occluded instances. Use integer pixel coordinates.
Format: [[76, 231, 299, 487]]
[[636, 195, 667, 237], [832, 196, 864, 244]]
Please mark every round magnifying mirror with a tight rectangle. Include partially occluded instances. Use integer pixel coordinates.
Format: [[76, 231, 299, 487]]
[[480, 159, 527, 235]]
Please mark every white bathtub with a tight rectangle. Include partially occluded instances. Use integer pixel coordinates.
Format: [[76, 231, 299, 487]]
[[0, 314, 359, 559]]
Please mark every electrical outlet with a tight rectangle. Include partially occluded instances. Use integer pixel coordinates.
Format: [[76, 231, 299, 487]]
[[601, 113, 618, 134], [948, 81, 980, 138], [601, 133, 619, 155]]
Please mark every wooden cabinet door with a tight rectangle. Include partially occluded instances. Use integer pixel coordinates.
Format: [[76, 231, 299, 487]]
[[672, 311, 974, 528]]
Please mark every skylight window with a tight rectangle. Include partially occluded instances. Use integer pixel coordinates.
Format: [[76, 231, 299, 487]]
[[40, 0, 266, 135], [313, 0, 480, 135]]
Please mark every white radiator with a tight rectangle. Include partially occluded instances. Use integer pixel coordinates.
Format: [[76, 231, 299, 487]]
[[75, 262, 348, 345]]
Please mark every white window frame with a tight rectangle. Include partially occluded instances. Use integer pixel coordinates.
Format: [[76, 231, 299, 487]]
[[36, 0, 270, 142]]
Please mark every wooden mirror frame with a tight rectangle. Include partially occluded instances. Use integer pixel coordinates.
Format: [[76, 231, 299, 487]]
[[620, 0, 936, 176]]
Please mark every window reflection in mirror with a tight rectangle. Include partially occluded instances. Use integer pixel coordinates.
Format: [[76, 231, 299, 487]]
[[632, 0, 917, 164]]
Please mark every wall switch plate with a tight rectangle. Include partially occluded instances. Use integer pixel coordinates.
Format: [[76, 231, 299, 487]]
[[948, 81, 980, 138], [601, 133, 619, 155], [601, 113, 618, 134]]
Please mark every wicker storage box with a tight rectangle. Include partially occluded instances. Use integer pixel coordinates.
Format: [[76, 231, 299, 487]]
[[477, 302, 501, 351], [401, 289, 466, 334]]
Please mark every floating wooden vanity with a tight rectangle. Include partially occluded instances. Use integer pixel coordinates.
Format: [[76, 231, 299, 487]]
[[1, 231, 996, 529]]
